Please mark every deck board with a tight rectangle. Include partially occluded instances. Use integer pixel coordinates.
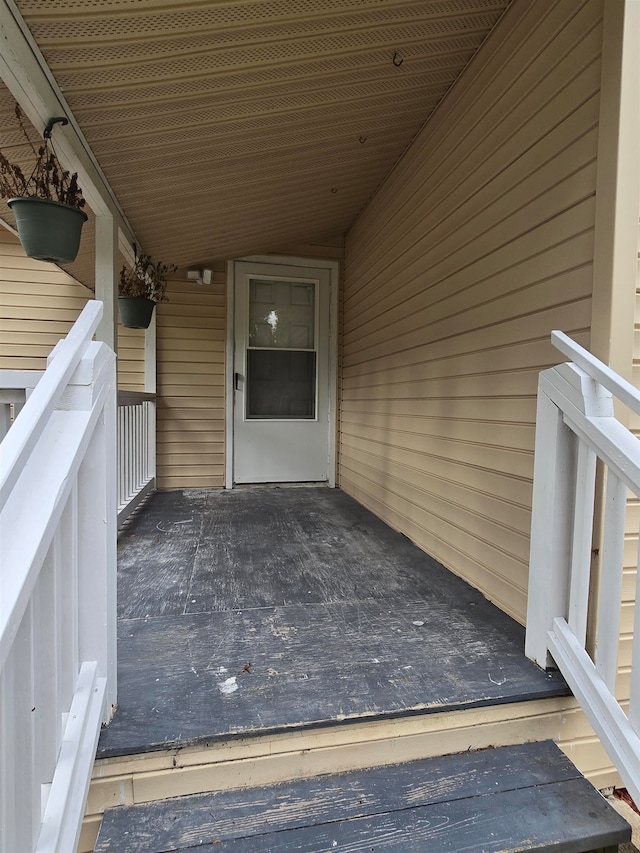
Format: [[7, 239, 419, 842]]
[[95, 742, 631, 852], [99, 487, 568, 757]]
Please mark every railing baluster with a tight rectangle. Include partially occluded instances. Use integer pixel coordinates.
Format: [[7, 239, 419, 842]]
[[0, 653, 19, 852], [58, 490, 79, 734], [135, 404, 142, 488], [595, 471, 627, 691], [117, 406, 124, 510], [628, 535, 640, 734], [14, 602, 37, 849], [568, 442, 597, 646], [115, 392, 157, 525], [32, 543, 58, 822], [0, 402, 11, 441], [142, 401, 148, 483], [128, 406, 134, 497]]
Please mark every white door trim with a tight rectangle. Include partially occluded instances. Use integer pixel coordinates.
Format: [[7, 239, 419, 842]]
[[225, 255, 339, 489]]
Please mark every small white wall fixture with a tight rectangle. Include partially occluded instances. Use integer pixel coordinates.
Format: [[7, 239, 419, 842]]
[[526, 330, 640, 804]]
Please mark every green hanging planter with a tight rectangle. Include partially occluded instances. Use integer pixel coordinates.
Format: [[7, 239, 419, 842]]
[[8, 197, 88, 263], [118, 296, 156, 329]]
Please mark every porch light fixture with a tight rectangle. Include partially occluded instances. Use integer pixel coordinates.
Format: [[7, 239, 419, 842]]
[[187, 268, 212, 285]]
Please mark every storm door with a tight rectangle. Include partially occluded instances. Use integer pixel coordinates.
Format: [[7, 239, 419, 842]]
[[232, 261, 331, 483]]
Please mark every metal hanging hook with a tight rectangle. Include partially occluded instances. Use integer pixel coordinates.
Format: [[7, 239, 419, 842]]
[[392, 52, 403, 67], [43, 116, 69, 139]]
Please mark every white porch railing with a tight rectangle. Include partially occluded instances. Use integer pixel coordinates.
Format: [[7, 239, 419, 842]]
[[0, 369, 44, 442], [117, 390, 156, 525], [0, 301, 117, 853], [526, 330, 640, 804]]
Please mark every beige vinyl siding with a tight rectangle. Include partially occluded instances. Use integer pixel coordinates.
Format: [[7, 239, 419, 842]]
[[0, 228, 145, 390], [341, 0, 601, 625], [117, 324, 145, 391], [0, 229, 90, 369], [156, 264, 226, 489]]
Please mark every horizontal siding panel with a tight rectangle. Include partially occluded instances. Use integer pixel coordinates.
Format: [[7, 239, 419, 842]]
[[344, 261, 594, 362], [345, 143, 598, 328], [156, 446, 222, 459], [340, 0, 601, 625], [344, 294, 592, 371], [621, 569, 636, 603], [345, 197, 597, 339], [0, 230, 89, 372], [342, 334, 591, 386], [160, 381, 224, 395], [342, 396, 538, 424], [158, 349, 225, 365], [0, 304, 90, 323], [340, 466, 528, 622], [0, 356, 48, 371], [341, 422, 533, 481], [156, 312, 225, 331], [156, 474, 224, 488], [159, 325, 225, 342], [342, 369, 542, 402], [340, 436, 532, 509], [160, 364, 224, 380], [156, 272, 226, 489], [340, 412, 535, 452], [340, 444, 532, 552], [0, 291, 89, 310]]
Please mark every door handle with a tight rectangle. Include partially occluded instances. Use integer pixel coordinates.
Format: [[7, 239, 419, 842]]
[[235, 372, 243, 390]]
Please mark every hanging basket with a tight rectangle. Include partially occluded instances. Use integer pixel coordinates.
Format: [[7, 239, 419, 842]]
[[8, 197, 88, 263], [118, 296, 156, 329]]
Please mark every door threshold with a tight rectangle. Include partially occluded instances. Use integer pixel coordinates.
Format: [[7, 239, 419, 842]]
[[232, 481, 330, 489]]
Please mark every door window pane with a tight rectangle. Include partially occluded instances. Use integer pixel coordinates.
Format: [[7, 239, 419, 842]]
[[246, 350, 316, 419], [249, 279, 315, 349]]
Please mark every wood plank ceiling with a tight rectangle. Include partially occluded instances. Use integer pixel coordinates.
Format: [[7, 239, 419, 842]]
[[2, 0, 510, 286]]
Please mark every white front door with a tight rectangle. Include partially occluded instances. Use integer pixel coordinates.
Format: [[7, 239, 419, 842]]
[[232, 260, 332, 484]]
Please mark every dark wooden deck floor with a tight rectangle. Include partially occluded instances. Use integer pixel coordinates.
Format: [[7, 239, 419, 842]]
[[97, 487, 568, 758]]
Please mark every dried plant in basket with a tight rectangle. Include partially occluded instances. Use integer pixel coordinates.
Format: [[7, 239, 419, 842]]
[[119, 254, 177, 303], [0, 104, 85, 209]]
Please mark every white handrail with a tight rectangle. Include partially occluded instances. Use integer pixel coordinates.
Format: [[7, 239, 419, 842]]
[[0, 302, 117, 853], [551, 329, 640, 415], [526, 332, 640, 804], [0, 301, 103, 508]]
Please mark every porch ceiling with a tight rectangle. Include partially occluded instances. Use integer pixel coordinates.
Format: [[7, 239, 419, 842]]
[[3, 0, 510, 284]]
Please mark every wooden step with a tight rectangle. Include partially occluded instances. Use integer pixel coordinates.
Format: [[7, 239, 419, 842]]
[[94, 741, 630, 852]]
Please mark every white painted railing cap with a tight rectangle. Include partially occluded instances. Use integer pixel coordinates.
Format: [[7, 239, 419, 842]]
[[551, 330, 640, 416]]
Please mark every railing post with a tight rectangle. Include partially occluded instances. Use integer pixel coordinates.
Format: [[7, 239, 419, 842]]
[[71, 343, 118, 722], [525, 377, 576, 668]]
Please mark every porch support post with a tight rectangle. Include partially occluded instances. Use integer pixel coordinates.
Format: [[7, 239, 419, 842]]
[[590, 0, 639, 384], [225, 261, 235, 489], [94, 213, 118, 351], [525, 373, 576, 669], [69, 342, 118, 721], [588, 0, 640, 677], [145, 313, 157, 484]]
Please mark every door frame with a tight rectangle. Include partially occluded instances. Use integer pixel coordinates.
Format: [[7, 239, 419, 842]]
[[225, 255, 339, 489]]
